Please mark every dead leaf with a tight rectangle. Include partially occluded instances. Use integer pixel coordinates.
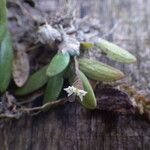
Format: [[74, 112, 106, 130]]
[[13, 45, 30, 87]]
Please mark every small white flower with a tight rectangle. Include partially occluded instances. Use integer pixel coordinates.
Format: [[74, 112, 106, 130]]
[[64, 86, 87, 101], [64, 86, 74, 97]]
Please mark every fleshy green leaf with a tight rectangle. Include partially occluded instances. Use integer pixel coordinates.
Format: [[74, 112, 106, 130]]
[[79, 58, 124, 81], [46, 52, 70, 77], [95, 38, 136, 64], [0, 0, 7, 25], [0, 0, 13, 93], [79, 71, 97, 109], [14, 65, 48, 96], [0, 30, 13, 93], [43, 74, 64, 103], [80, 42, 94, 49]]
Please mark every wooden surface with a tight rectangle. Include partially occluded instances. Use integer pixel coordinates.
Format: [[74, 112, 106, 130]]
[[0, 0, 150, 149]]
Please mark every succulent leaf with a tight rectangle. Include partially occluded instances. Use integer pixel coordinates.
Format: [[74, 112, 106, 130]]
[[14, 65, 48, 96], [79, 58, 124, 81], [0, 0, 13, 93], [80, 42, 94, 49], [95, 38, 136, 63], [43, 74, 64, 103], [46, 52, 70, 77], [79, 71, 97, 109], [0, 30, 13, 93]]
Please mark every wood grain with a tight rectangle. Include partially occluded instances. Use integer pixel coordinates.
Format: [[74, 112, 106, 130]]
[[0, 0, 150, 149]]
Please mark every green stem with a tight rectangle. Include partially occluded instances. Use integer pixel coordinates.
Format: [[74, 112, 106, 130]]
[[0, 0, 7, 25]]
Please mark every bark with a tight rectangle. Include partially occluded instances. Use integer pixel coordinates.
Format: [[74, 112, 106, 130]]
[[0, 0, 150, 150]]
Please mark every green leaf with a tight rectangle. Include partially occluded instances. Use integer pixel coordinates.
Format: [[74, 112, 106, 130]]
[[0, 0, 7, 25], [95, 38, 137, 64], [0, 25, 7, 41], [14, 65, 49, 96], [46, 52, 70, 77], [43, 74, 64, 103], [0, 0, 13, 93], [0, 30, 13, 93], [80, 42, 94, 49], [79, 71, 97, 109], [79, 58, 124, 81]]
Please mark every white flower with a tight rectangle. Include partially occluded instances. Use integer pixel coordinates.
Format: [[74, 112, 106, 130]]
[[64, 86, 87, 101], [64, 86, 74, 97]]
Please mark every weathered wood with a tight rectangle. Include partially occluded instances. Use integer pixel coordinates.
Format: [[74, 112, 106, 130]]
[[0, 99, 149, 150], [0, 0, 150, 149]]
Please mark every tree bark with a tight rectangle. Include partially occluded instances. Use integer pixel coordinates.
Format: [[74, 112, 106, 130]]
[[0, 0, 150, 149]]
